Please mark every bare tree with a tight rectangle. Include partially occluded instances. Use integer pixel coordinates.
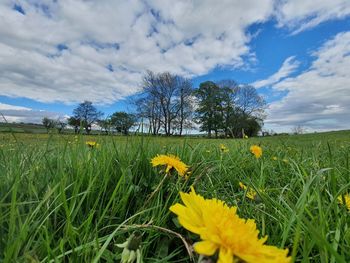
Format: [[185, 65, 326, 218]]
[[135, 71, 161, 135], [136, 71, 193, 136], [235, 85, 266, 119], [72, 101, 103, 134], [55, 120, 67, 134], [174, 77, 194, 136], [292, 125, 305, 135]]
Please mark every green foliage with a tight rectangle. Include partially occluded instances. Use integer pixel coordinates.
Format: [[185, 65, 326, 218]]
[[194, 80, 266, 138], [194, 81, 223, 137], [68, 116, 81, 134], [42, 118, 67, 134], [42, 117, 56, 132], [110, 112, 136, 135], [0, 131, 350, 262]]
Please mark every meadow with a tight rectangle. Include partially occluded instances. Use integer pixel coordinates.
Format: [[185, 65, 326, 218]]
[[0, 131, 350, 262]]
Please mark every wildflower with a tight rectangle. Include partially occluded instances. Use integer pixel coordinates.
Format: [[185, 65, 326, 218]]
[[220, 144, 229, 153], [170, 188, 290, 263], [86, 141, 100, 148], [250, 145, 262, 158], [337, 194, 350, 211], [239, 182, 257, 201], [244, 135, 249, 139], [272, 156, 278, 161], [117, 232, 142, 263], [151, 154, 188, 177]]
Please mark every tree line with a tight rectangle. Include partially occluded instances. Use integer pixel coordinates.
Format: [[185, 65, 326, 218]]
[[42, 71, 266, 138]]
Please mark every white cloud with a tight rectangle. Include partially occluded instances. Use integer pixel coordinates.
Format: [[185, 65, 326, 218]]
[[252, 56, 299, 88], [0, 0, 274, 104], [0, 102, 31, 111], [0, 103, 66, 123], [265, 31, 350, 132], [275, 0, 350, 34]]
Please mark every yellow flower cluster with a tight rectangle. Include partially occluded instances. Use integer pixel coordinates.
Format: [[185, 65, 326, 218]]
[[338, 194, 350, 211], [220, 144, 229, 153], [239, 182, 257, 201], [151, 154, 188, 177], [250, 145, 262, 158], [170, 187, 290, 263], [86, 141, 100, 148]]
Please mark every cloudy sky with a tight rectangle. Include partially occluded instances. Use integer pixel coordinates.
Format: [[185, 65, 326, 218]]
[[0, 0, 350, 132]]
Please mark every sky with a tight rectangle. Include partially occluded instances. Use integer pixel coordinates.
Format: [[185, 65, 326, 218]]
[[1, 0, 350, 133]]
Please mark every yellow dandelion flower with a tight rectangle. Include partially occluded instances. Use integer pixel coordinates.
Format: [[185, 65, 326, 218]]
[[239, 182, 247, 190], [250, 145, 262, 159], [86, 141, 100, 148], [170, 188, 290, 263], [151, 154, 188, 177], [272, 156, 278, 161], [220, 144, 229, 153], [337, 194, 350, 211], [239, 182, 257, 201]]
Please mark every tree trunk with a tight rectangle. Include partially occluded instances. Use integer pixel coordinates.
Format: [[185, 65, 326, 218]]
[[179, 89, 184, 136], [85, 125, 91, 134]]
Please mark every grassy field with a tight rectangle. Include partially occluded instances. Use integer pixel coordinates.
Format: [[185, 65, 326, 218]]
[[0, 131, 350, 262]]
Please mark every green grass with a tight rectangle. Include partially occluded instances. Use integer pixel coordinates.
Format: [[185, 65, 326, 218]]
[[0, 131, 350, 262]]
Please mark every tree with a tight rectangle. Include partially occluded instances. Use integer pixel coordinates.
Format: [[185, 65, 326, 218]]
[[68, 117, 81, 134], [194, 80, 266, 138], [135, 71, 193, 136], [235, 85, 266, 119], [226, 110, 263, 137], [216, 80, 239, 137], [194, 81, 222, 138], [42, 117, 55, 132], [55, 121, 67, 134], [176, 78, 194, 136], [134, 71, 160, 135], [151, 72, 178, 136], [292, 125, 305, 135], [110, 112, 136, 135], [72, 101, 103, 134], [97, 119, 112, 134]]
